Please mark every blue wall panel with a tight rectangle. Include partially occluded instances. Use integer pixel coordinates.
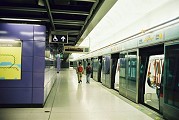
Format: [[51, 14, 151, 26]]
[[22, 41, 33, 56], [33, 72, 44, 87], [33, 56, 45, 72], [34, 41, 45, 57], [32, 88, 44, 104], [0, 72, 32, 88], [22, 56, 33, 72], [0, 88, 32, 104]]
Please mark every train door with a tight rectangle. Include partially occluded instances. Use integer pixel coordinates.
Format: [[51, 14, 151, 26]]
[[127, 51, 138, 102], [118, 50, 138, 102], [92, 58, 98, 81], [101, 55, 111, 88], [98, 56, 102, 82], [139, 44, 164, 111], [163, 42, 179, 120], [101, 57, 105, 85], [83, 59, 87, 75], [111, 53, 119, 90], [119, 52, 127, 96], [91, 58, 94, 78]]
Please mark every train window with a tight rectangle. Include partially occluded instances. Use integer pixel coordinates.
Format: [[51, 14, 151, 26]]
[[127, 52, 137, 91], [93, 59, 98, 72], [164, 44, 179, 108], [119, 53, 127, 88]]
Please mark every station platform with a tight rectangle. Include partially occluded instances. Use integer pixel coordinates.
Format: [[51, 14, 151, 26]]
[[0, 68, 164, 120]]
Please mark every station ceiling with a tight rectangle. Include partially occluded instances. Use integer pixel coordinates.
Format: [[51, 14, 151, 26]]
[[0, 0, 116, 60]]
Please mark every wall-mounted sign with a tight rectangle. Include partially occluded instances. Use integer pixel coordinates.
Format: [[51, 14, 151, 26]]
[[0, 40, 22, 80], [50, 34, 68, 44], [64, 46, 89, 53], [138, 32, 164, 46]]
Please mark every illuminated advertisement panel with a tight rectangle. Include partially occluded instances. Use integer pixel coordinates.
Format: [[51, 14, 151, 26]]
[[0, 40, 22, 80]]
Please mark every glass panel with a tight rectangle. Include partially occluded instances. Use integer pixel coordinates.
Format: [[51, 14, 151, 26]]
[[101, 57, 105, 83], [119, 53, 127, 88], [102, 57, 106, 73], [92, 58, 98, 81], [105, 56, 111, 74], [101, 55, 111, 84], [164, 44, 179, 108], [93, 59, 98, 72], [84, 60, 87, 68], [127, 52, 137, 91]]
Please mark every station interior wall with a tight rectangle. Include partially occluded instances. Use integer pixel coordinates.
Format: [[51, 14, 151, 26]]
[[0, 23, 54, 106]]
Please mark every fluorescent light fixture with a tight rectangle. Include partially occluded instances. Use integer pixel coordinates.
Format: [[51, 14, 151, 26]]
[[0, 39, 20, 41], [21, 32, 45, 36], [0, 18, 41, 22], [38, 0, 44, 6]]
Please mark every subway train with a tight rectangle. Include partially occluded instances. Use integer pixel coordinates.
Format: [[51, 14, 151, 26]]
[[72, 21, 179, 120]]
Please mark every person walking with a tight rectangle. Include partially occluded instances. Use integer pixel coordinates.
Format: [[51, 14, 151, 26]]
[[86, 63, 92, 83], [77, 62, 83, 83]]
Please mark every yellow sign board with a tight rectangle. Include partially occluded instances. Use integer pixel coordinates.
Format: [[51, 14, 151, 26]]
[[64, 46, 89, 53], [0, 40, 22, 80]]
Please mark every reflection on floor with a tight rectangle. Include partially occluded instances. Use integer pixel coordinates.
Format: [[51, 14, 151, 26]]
[[0, 68, 164, 120], [144, 93, 159, 110]]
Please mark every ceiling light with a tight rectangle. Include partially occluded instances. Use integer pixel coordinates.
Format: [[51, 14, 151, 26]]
[[38, 0, 44, 6], [0, 18, 41, 22]]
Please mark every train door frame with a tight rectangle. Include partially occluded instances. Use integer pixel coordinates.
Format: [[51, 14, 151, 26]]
[[111, 53, 119, 90], [139, 44, 164, 112]]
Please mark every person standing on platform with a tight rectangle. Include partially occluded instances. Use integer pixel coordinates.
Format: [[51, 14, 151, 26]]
[[86, 63, 92, 84], [77, 62, 83, 83]]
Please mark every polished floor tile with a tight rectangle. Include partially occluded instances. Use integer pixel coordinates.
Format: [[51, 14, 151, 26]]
[[0, 68, 158, 120]]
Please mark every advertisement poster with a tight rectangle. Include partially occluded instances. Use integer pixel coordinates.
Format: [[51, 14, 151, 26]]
[[0, 40, 22, 80]]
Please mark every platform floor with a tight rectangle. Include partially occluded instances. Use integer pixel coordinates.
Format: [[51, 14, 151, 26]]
[[0, 68, 164, 120]]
